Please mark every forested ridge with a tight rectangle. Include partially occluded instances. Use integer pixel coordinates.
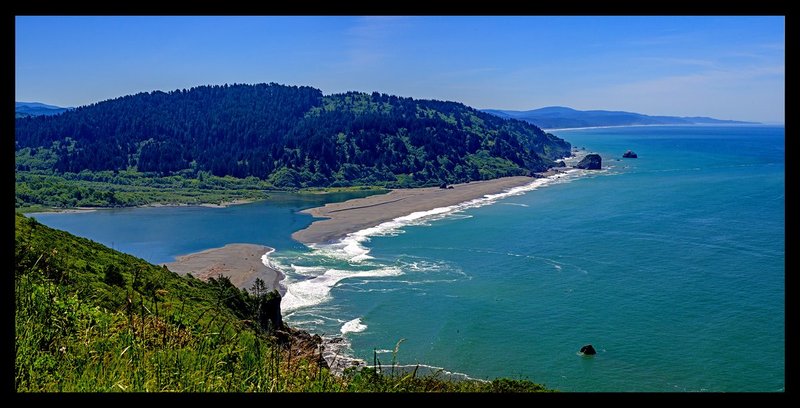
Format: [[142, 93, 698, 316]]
[[15, 83, 571, 209], [16, 83, 570, 187]]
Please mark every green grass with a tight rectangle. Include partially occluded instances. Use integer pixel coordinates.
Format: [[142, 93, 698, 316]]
[[14, 213, 551, 392], [15, 170, 272, 211], [15, 169, 392, 212]]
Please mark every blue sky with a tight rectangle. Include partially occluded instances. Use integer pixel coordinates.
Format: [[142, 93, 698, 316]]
[[16, 16, 784, 123]]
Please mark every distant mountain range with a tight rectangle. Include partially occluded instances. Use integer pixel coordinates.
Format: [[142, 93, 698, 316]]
[[16, 101, 71, 118], [481, 106, 757, 129]]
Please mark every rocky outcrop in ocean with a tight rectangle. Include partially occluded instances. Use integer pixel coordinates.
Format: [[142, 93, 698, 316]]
[[623, 150, 638, 158], [575, 154, 602, 170]]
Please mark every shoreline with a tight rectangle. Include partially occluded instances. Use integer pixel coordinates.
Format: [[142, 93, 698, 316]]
[[292, 176, 545, 245], [152, 198, 257, 208], [289, 171, 580, 375], [23, 207, 101, 215], [162, 243, 284, 294], [544, 122, 762, 132], [546, 123, 686, 132], [23, 198, 258, 215]]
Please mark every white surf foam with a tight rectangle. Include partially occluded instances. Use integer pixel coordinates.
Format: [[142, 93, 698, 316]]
[[308, 238, 375, 263], [371, 363, 487, 382], [283, 166, 595, 315], [311, 169, 588, 264], [403, 259, 449, 273], [340, 317, 367, 334], [290, 264, 327, 274], [281, 267, 402, 313], [260, 248, 280, 271]]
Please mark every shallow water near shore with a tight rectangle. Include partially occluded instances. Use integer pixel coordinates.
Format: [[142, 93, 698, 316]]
[[30, 191, 378, 265], [30, 125, 784, 391]]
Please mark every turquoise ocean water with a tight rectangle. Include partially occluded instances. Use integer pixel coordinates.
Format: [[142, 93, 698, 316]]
[[31, 125, 784, 391]]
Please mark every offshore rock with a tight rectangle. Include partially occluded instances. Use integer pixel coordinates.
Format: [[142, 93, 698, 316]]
[[575, 154, 602, 170], [622, 150, 638, 158], [580, 344, 597, 355]]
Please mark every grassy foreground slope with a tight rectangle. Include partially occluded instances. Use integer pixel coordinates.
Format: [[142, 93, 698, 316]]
[[14, 213, 550, 392]]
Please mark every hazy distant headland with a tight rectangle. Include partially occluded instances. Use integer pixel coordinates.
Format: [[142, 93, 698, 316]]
[[15, 101, 72, 118], [482, 106, 757, 130]]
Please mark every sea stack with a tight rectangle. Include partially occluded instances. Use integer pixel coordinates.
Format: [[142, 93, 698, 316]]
[[622, 150, 638, 158], [580, 344, 597, 355], [575, 154, 602, 170]]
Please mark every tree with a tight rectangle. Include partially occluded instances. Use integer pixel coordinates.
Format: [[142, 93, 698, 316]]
[[250, 277, 267, 298], [103, 264, 125, 287], [268, 168, 301, 189]]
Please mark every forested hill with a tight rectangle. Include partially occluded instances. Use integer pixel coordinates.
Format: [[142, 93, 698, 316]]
[[15, 83, 571, 188]]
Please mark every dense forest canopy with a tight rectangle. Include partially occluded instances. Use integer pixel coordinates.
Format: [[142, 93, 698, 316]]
[[15, 83, 571, 188]]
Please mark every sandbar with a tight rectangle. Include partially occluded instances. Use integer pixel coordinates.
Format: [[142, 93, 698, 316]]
[[292, 176, 536, 245], [163, 243, 283, 293]]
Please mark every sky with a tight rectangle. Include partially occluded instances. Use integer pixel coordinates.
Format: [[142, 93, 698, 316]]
[[16, 16, 784, 123]]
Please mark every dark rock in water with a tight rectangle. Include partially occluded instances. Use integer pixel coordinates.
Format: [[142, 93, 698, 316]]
[[622, 150, 638, 158], [580, 344, 597, 355], [575, 154, 602, 170], [554, 160, 566, 168], [447, 186, 454, 189]]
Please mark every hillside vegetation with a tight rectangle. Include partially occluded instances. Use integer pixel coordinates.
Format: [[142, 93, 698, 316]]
[[15, 83, 570, 209], [14, 213, 550, 392]]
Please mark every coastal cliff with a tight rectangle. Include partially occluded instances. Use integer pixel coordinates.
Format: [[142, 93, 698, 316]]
[[14, 213, 550, 392]]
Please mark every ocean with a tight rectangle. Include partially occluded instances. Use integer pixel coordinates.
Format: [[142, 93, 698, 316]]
[[30, 125, 785, 392]]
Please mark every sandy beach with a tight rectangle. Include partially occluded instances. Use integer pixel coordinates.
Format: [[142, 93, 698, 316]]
[[292, 176, 536, 245], [163, 243, 284, 293]]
